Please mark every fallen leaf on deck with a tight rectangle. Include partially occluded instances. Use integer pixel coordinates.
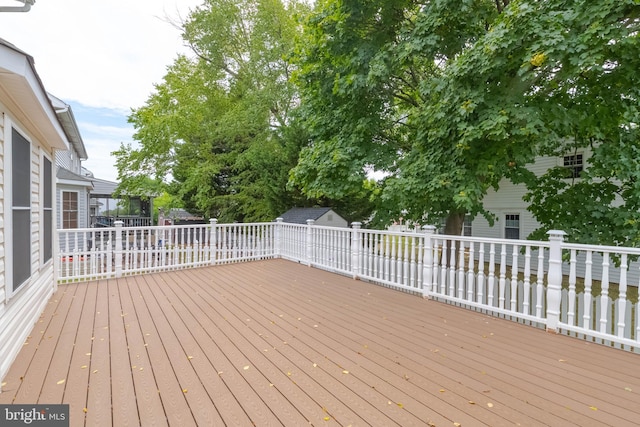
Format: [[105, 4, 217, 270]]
[[396, 403, 403, 408], [439, 389, 445, 393], [182, 389, 188, 393], [313, 363, 317, 368], [57, 379, 66, 385], [624, 387, 632, 392], [558, 359, 566, 362], [83, 408, 88, 413], [85, 353, 91, 356], [81, 365, 87, 369], [589, 406, 598, 411], [92, 370, 98, 374], [187, 356, 194, 360], [454, 423, 462, 427], [487, 403, 494, 408], [323, 417, 331, 421], [342, 370, 349, 374], [468, 401, 475, 405], [243, 365, 250, 370]]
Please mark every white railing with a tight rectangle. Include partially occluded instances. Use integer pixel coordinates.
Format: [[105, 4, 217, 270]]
[[56, 219, 640, 352]]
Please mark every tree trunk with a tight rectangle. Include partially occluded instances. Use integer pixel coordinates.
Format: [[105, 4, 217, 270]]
[[444, 212, 465, 267]]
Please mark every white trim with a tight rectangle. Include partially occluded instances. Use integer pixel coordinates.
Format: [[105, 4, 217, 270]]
[[41, 149, 54, 266], [504, 212, 521, 240]]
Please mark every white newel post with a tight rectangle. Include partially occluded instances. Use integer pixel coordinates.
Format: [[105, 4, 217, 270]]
[[115, 221, 124, 278], [422, 225, 436, 299], [209, 218, 218, 265], [275, 217, 283, 258], [306, 219, 315, 266], [351, 222, 362, 279], [546, 230, 566, 333]]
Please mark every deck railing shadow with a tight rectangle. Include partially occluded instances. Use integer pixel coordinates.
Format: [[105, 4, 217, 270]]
[[57, 219, 640, 353]]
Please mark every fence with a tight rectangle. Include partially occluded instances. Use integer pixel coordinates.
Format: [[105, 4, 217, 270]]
[[57, 218, 640, 352]]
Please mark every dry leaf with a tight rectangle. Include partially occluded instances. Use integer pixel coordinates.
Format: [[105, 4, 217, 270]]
[[487, 403, 494, 408], [81, 365, 87, 369], [624, 387, 632, 392], [287, 372, 292, 376], [558, 359, 567, 362], [243, 365, 250, 370], [396, 403, 404, 408], [313, 363, 318, 368], [83, 408, 88, 413], [439, 389, 445, 393], [92, 370, 98, 374], [182, 389, 188, 393], [57, 379, 66, 385], [342, 370, 349, 374], [323, 417, 330, 421], [468, 401, 475, 405], [589, 406, 598, 411], [85, 353, 91, 356], [1, 382, 6, 387], [454, 423, 462, 427]]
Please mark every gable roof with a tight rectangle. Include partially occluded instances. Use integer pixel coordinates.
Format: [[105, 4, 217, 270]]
[[279, 207, 336, 224], [0, 38, 68, 151], [57, 167, 93, 187]]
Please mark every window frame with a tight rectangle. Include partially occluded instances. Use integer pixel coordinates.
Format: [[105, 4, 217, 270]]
[[62, 190, 79, 229], [42, 154, 53, 263], [6, 124, 33, 298], [504, 213, 521, 240], [563, 153, 583, 178]]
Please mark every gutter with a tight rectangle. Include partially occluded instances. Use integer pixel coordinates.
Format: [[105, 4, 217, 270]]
[[0, 1, 35, 13]]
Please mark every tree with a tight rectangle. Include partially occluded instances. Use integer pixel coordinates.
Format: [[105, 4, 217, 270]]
[[114, 0, 313, 222], [291, 0, 640, 245]]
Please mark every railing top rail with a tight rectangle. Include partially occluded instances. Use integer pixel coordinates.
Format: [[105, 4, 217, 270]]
[[561, 240, 640, 255], [431, 233, 550, 247]]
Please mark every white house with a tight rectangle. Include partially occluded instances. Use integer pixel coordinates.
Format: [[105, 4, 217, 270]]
[[0, 38, 71, 382], [50, 94, 93, 230], [468, 149, 593, 241]]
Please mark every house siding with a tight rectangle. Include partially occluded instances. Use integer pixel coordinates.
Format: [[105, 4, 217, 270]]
[[0, 109, 56, 384]]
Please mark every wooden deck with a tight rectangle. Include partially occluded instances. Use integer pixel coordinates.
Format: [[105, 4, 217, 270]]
[[1, 259, 639, 426]]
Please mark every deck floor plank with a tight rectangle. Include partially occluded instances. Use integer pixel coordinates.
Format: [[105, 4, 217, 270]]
[[1, 259, 639, 427]]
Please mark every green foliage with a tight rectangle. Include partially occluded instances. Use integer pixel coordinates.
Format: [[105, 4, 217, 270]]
[[113, 0, 316, 222], [292, 0, 640, 242]]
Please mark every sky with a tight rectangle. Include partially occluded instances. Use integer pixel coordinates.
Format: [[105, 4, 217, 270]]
[[0, 0, 203, 181]]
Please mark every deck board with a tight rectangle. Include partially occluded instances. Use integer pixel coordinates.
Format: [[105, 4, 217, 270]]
[[1, 259, 640, 426]]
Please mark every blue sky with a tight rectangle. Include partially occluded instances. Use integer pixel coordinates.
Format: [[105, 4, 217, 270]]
[[0, 0, 202, 181]]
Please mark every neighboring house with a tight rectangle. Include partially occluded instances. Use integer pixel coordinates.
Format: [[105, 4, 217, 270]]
[[88, 175, 153, 227], [468, 149, 593, 241], [159, 208, 206, 226], [280, 207, 349, 228], [0, 38, 70, 381], [50, 94, 93, 229]]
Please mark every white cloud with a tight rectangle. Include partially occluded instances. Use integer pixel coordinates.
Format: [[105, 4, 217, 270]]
[[0, 0, 202, 182], [0, 0, 201, 110]]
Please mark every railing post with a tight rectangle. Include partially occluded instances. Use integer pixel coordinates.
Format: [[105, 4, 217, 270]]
[[546, 230, 566, 333], [209, 218, 218, 265], [306, 219, 315, 266], [275, 217, 283, 258], [114, 221, 124, 278], [422, 225, 436, 299], [351, 222, 362, 279]]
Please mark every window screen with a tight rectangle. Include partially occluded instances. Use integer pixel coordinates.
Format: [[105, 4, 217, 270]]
[[12, 128, 31, 291], [43, 157, 53, 262]]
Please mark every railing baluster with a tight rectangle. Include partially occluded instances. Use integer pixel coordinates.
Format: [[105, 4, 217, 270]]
[[600, 252, 610, 334], [499, 244, 507, 310], [617, 254, 628, 339], [488, 243, 495, 307], [511, 244, 518, 312]]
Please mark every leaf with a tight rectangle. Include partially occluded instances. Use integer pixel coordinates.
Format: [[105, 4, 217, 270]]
[[57, 379, 66, 385], [590, 406, 598, 411], [323, 416, 331, 421], [487, 403, 494, 408], [83, 408, 88, 413], [182, 389, 188, 393], [396, 403, 404, 408], [342, 370, 349, 374], [624, 387, 632, 392], [243, 365, 250, 370]]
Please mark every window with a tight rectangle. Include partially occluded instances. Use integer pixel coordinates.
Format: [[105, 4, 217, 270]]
[[563, 154, 583, 178], [43, 157, 53, 262], [11, 128, 31, 292], [505, 214, 520, 240], [63, 191, 79, 229]]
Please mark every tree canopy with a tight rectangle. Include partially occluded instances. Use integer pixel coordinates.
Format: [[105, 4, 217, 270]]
[[292, 0, 640, 243]]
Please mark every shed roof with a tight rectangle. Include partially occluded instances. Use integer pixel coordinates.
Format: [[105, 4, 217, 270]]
[[279, 207, 337, 224]]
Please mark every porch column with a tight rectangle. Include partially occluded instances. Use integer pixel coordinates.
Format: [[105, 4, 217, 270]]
[[422, 225, 437, 299], [306, 219, 315, 266], [546, 230, 566, 333], [209, 218, 218, 265], [351, 222, 362, 280], [115, 221, 124, 278]]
